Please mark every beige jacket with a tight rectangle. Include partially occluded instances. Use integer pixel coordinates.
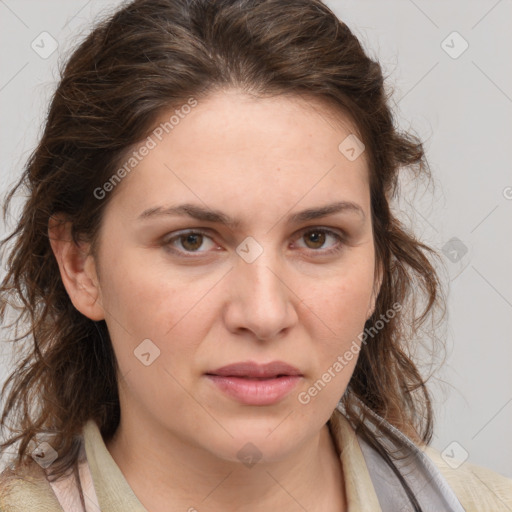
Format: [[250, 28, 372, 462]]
[[1, 406, 511, 511]]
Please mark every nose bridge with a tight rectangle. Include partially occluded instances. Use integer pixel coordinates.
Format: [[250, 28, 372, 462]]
[[238, 239, 287, 304], [227, 237, 296, 339]]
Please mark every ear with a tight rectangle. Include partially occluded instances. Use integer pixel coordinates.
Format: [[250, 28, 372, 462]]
[[48, 214, 105, 321], [366, 258, 384, 320]]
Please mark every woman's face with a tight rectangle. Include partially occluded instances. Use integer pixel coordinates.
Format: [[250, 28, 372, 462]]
[[88, 89, 380, 463]]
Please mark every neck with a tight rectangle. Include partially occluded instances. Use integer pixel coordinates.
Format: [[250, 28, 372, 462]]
[[106, 415, 346, 512]]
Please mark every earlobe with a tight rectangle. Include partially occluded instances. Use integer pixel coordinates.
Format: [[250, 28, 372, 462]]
[[48, 214, 105, 321]]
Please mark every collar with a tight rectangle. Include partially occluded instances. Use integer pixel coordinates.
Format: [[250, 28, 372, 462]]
[[81, 407, 381, 511], [81, 404, 465, 512]]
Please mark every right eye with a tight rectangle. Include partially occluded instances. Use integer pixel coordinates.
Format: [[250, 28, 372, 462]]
[[161, 229, 219, 257]]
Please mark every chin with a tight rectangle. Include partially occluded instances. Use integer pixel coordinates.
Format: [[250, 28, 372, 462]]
[[205, 419, 304, 465]]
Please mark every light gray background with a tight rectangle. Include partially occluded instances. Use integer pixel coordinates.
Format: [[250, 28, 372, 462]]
[[1, 0, 511, 479]]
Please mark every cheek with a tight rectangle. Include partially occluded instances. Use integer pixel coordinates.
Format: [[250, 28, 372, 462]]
[[301, 282, 371, 409], [99, 249, 183, 330], [98, 254, 218, 374], [302, 260, 375, 385], [309, 263, 375, 334]]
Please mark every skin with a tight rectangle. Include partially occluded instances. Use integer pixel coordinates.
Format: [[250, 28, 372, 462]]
[[49, 89, 382, 512]]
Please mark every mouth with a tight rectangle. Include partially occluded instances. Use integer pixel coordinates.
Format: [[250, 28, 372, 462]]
[[206, 360, 302, 379], [205, 361, 303, 405]]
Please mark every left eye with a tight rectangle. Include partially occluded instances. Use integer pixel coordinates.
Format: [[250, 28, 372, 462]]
[[162, 228, 344, 256], [294, 228, 344, 252]]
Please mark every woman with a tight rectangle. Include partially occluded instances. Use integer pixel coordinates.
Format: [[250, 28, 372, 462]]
[[0, 0, 510, 510]]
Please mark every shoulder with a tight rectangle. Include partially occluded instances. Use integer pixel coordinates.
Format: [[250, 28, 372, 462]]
[[424, 445, 512, 512], [0, 462, 64, 511]]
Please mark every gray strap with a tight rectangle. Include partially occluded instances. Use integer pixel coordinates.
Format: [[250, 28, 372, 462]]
[[358, 435, 465, 512], [346, 403, 466, 512]]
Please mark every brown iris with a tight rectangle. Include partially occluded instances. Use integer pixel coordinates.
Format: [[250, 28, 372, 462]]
[[180, 233, 204, 251], [303, 230, 326, 250]]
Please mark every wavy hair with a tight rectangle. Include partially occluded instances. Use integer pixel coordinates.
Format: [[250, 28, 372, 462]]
[[1, 0, 445, 510]]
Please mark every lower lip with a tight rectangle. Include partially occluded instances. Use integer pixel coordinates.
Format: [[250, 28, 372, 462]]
[[206, 375, 301, 405]]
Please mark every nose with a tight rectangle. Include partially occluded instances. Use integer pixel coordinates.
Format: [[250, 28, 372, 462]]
[[222, 248, 299, 341]]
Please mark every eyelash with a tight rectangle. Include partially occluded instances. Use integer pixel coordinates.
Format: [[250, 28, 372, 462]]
[[161, 227, 346, 258]]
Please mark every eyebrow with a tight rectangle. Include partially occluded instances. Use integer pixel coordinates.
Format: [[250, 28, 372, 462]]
[[137, 201, 366, 228]]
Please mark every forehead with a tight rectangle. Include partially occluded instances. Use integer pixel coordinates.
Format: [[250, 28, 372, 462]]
[[105, 89, 370, 221], [159, 89, 364, 159]]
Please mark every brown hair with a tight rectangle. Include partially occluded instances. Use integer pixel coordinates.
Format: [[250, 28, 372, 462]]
[[1, 0, 445, 508]]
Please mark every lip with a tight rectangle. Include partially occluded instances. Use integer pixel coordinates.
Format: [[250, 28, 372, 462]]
[[208, 361, 302, 378], [205, 361, 303, 406]]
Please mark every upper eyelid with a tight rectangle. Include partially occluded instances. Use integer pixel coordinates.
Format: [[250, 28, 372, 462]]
[[164, 225, 345, 239]]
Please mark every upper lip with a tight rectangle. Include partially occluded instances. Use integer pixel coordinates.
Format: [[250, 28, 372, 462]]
[[207, 361, 302, 378]]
